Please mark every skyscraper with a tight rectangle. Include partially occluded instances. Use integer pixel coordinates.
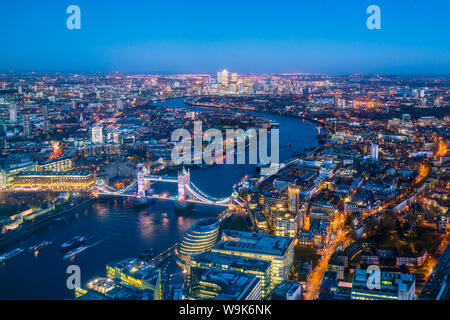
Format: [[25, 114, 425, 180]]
[[23, 114, 31, 137], [217, 69, 229, 86], [231, 72, 238, 84], [91, 125, 104, 144], [41, 105, 49, 118], [288, 185, 300, 215], [43, 119, 50, 133], [370, 144, 379, 160], [8, 104, 17, 123]]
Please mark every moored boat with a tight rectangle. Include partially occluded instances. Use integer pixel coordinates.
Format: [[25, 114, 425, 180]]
[[0, 248, 24, 263]]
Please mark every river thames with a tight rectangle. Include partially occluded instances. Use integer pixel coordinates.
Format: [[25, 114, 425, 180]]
[[0, 98, 318, 299]]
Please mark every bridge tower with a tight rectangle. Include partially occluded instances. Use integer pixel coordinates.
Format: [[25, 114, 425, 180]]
[[177, 167, 191, 200], [137, 164, 145, 197]]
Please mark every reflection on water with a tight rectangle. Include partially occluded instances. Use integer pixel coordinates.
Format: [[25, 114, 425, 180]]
[[138, 212, 155, 240], [0, 198, 221, 299]]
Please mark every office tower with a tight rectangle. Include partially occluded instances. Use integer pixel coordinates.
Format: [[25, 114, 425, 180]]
[[8, 104, 17, 123], [231, 72, 238, 84], [217, 69, 229, 86], [212, 230, 294, 288], [370, 144, 379, 160], [18, 85, 23, 94], [43, 119, 50, 133], [288, 185, 300, 214], [187, 267, 261, 300], [106, 258, 162, 300], [23, 114, 31, 137], [41, 105, 49, 118], [351, 269, 415, 300], [48, 96, 56, 103], [335, 97, 345, 108], [178, 218, 220, 259], [112, 132, 121, 144], [274, 211, 298, 238], [270, 280, 302, 300], [189, 251, 272, 298], [91, 125, 104, 144]]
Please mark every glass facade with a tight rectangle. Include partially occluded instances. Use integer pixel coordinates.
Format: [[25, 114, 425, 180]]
[[178, 218, 220, 258]]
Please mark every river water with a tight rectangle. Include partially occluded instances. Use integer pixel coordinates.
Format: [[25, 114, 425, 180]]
[[0, 98, 318, 299]]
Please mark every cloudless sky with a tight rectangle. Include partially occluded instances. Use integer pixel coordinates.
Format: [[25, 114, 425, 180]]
[[0, 0, 449, 74]]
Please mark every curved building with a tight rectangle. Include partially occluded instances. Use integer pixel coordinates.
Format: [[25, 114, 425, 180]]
[[179, 218, 220, 259]]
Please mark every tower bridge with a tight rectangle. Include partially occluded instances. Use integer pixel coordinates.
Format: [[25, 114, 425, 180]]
[[96, 165, 243, 208]]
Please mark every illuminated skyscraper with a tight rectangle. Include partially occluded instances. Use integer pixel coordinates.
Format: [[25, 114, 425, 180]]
[[370, 144, 379, 160], [9, 104, 17, 123], [288, 185, 300, 215], [231, 72, 238, 84], [217, 69, 229, 86], [91, 125, 104, 144], [23, 114, 31, 137]]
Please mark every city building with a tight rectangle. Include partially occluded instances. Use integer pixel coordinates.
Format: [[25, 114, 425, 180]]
[[8, 104, 17, 123], [91, 125, 104, 144], [270, 280, 302, 300], [187, 267, 261, 300], [178, 218, 221, 259], [11, 171, 95, 191], [37, 157, 73, 172], [211, 230, 294, 288], [22, 114, 31, 137], [189, 251, 272, 298], [273, 211, 298, 238], [370, 144, 379, 160], [351, 269, 416, 300], [217, 69, 229, 87], [106, 258, 162, 300]]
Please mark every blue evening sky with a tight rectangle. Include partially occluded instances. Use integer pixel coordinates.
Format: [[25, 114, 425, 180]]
[[0, 0, 449, 74]]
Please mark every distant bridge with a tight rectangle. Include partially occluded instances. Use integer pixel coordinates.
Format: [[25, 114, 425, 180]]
[[95, 165, 243, 208]]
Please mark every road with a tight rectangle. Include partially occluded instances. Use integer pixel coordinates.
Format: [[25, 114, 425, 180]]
[[303, 211, 352, 300]]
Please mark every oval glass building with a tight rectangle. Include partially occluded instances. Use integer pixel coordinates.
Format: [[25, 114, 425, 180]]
[[178, 218, 220, 259]]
